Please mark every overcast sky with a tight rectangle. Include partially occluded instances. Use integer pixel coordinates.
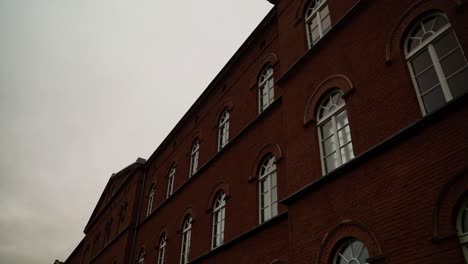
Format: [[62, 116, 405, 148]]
[[0, 1, 272, 263]]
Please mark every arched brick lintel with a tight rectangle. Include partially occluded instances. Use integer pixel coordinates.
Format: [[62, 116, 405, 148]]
[[248, 143, 284, 182], [385, 0, 463, 64], [206, 181, 231, 212], [304, 74, 354, 126], [432, 168, 468, 242], [316, 220, 385, 264]]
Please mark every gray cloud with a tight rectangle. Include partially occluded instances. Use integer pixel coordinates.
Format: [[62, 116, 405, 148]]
[[0, 0, 271, 263]]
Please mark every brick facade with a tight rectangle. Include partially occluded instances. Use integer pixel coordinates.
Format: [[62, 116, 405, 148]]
[[63, 0, 468, 263]]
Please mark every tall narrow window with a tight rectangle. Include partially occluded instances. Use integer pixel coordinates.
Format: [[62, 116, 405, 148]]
[[180, 216, 192, 264], [259, 155, 278, 223], [157, 233, 167, 264], [212, 192, 226, 249], [218, 110, 230, 150], [333, 239, 369, 264], [147, 186, 155, 216], [189, 140, 199, 177], [305, 0, 331, 47], [317, 90, 354, 175], [457, 197, 468, 263], [167, 166, 175, 198], [258, 66, 274, 113], [405, 13, 468, 115], [138, 249, 145, 264]]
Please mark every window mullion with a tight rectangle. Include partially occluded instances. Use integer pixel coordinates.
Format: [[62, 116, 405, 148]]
[[428, 44, 452, 101], [332, 115, 342, 166]]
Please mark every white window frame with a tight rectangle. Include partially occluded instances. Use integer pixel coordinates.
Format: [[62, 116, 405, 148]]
[[180, 216, 192, 264], [457, 198, 468, 263], [166, 166, 175, 198], [157, 233, 167, 264], [317, 90, 354, 175], [147, 186, 155, 216], [138, 249, 145, 264], [218, 110, 230, 150], [259, 155, 278, 224], [212, 192, 226, 249], [258, 66, 274, 113], [333, 239, 369, 264], [405, 13, 468, 115], [189, 140, 199, 177], [305, 0, 331, 48]]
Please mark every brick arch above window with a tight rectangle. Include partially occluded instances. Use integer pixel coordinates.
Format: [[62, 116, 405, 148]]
[[248, 143, 283, 182], [316, 220, 385, 264], [206, 181, 231, 212], [212, 99, 234, 128], [385, 0, 462, 64], [304, 74, 354, 126], [432, 169, 468, 242], [249, 53, 279, 91], [177, 207, 195, 233], [153, 226, 169, 248], [293, 0, 313, 25]]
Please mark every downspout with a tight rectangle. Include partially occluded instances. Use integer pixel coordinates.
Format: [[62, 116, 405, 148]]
[[128, 159, 147, 264]]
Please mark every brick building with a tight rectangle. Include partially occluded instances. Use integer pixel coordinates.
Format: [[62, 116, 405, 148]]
[[62, 0, 468, 263]]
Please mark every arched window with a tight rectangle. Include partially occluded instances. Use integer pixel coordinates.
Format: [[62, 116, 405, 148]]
[[180, 216, 192, 264], [212, 192, 226, 249], [189, 140, 200, 177], [258, 66, 274, 113], [157, 233, 167, 264], [167, 166, 176, 198], [259, 155, 278, 223], [218, 110, 230, 150], [317, 90, 354, 175], [138, 249, 145, 264], [147, 185, 155, 216], [405, 13, 468, 115], [305, 0, 331, 48], [457, 197, 468, 263], [333, 239, 369, 264]]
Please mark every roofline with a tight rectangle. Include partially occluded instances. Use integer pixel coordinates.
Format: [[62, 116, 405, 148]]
[[64, 238, 84, 263], [83, 158, 146, 232], [146, 6, 276, 165]]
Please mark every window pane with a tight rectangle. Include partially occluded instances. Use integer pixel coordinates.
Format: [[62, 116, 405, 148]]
[[434, 31, 458, 58], [411, 50, 433, 75], [325, 153, 339, 172], [440, 49, 467, 77], [336, 110, 349, 129], [321, 15, 331, 33], [320, 5, 329, 17], [271, 186, 277, 203], [422, 86, 446, 113], [448, 67, 468, 98], [320, 120, 334, 138], [312, 26, 321, 43], [338, 125, 352, 146], [271, 173, 277, 187], [340, 143, 354, 163], [271, 202, 278, 217], [415, 67, 439, 93], [323, 136, 337, 156]]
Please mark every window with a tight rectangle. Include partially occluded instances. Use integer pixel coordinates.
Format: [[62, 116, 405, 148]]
[[333, 239, 369, 264], [258, 66, 274, 113], [405, 13, 468, 115], [259, 155, 278, 223], [212, 192, 226, 249], [147, 186, 155, 216], [157, 233, 167, 264], [138, 249, 145, 264], [167, 166, 175, 198], [180, 216, 192, 264], [305, 0, 331, 47], [189, 140, 200, 177], [218, 110, 230, 150], [457, 197, 468, 263], [317, 90, 354, 174]]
